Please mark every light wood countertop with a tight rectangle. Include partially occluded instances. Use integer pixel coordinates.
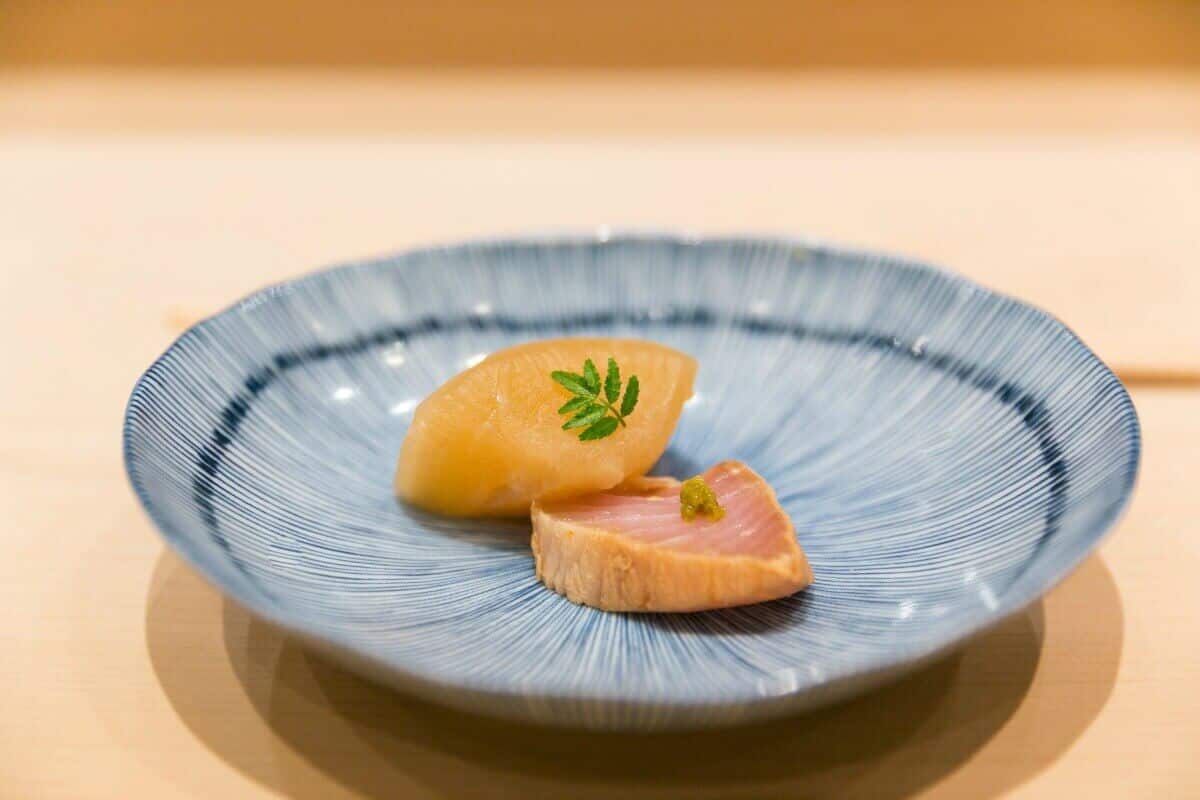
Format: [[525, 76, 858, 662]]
[[2, 72, 1197, 798]]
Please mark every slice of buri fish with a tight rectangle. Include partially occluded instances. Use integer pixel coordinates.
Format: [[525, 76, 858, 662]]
[[530, 461, 813, 612]]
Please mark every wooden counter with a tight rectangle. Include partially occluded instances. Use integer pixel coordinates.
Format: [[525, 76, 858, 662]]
[[2, 72, 1197, 798]]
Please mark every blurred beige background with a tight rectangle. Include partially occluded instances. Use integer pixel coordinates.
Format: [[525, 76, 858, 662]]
[[4, 0, 1200, 68]]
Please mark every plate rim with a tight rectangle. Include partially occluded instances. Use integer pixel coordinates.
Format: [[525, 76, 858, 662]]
[[123, 229, 1142, 721]]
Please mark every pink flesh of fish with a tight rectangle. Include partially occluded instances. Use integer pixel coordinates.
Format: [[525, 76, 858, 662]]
[[538, 462, 794, 559]]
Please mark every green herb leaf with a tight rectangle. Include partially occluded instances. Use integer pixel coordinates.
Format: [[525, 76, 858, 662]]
[[579, 416, 620, 441], [582, 359, 601, 394], [557, 396, 593, 414], [620, 374, 639, 417], [604, 357, 621, 403], [551, 356, 640, 441], [562, 404, 606, 430], [551, 370, 593, 397]]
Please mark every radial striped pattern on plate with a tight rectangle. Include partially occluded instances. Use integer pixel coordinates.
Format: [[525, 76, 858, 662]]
[[124, 233, 1140, 730]]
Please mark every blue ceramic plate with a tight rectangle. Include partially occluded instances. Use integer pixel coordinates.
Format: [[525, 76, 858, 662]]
[[125, 233, 1139, 730]]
